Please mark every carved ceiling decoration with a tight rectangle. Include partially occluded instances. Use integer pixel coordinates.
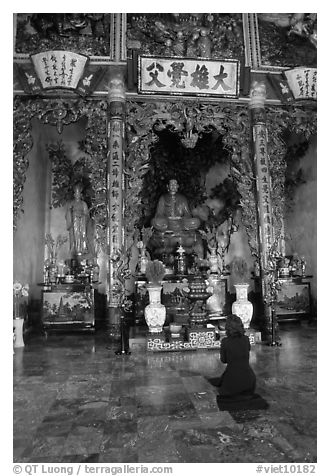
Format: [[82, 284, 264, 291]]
[[127, 13, 244, 61], [256, 14, 317, 68], [13, 97, 108, 250], [15, 13, 111, 56], [38, 100, 81, 134]]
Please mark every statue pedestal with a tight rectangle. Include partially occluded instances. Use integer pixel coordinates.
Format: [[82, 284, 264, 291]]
[[148, 229, 203, 258], [187, 327, 216, 347]]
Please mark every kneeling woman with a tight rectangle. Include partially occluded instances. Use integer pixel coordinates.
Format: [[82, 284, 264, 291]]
[[218, 314, 256, 398]]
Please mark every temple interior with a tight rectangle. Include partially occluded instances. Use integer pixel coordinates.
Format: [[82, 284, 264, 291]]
[[12, 13, 318, 467]]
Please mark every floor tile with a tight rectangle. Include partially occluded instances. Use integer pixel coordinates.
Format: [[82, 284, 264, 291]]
[[13, 323, 317, 463]]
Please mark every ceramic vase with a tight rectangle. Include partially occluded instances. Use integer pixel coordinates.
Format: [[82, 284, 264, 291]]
[[144, 285, 166, 333], [232, 284, 253, 329], [13, 317, 24, 348], [49, 259, 58, 284], [139, 247, 148, 274], [206, 274, 225, 315], [209, 247, 219, 274]]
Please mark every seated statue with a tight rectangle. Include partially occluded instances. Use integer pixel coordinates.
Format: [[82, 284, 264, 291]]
[[150, 179, 202, 257], [152, 179, 200, 233]]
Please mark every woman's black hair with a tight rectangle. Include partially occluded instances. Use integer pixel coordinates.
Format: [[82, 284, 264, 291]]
[[225, 314, 245, 337]]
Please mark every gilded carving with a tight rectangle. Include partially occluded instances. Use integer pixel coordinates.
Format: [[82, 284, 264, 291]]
[[15, 13, 111, 56], [125, 100, 257, 255], [127, 14, 244, 61], [265, 105, 317, 243]]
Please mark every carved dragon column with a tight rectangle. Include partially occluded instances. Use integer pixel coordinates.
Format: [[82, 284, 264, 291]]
[[249, 81, 276, 341], [106, 75, 126, 339]]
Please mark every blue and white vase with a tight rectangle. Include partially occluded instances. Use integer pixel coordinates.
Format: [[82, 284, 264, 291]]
[[232, 284, 253, 329], [144, 285, 166, 333]]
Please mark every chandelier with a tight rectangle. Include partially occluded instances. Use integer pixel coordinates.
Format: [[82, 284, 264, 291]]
[[153, 106, 200, 148], [180, 132, 199, 149], [180, 106, 200, 148]]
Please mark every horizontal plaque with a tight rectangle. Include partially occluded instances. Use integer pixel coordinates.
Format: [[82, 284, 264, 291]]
[[138, 55, 240, 98]]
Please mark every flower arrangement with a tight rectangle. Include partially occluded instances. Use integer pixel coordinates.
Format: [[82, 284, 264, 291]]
[[230, 256, 249, 284], [145, 260, 165, 285], [195, 257, 210, 274], [200, 224, 218, 250], [136, 226, 153, 251], [141, 226, 153, 246], [45, 233, 68, 261], [13, 281, 29, 318]]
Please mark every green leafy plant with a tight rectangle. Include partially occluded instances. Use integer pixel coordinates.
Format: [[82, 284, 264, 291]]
[[46, 141, 94, 209], [45, 233, 68, 261], [284, 140, 309, 213], [199, 224, 218, 250], [209, 177, 241, 224], [141, 226, 153, 247], [145, 260, 166, 285]]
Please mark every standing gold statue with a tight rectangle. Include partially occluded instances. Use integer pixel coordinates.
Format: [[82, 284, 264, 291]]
[[65, 183, 90, 256]]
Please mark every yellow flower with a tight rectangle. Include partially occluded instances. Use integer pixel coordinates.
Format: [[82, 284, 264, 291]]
[[13, 281, 29, 298], [21, 284, 29, 297], [13, 282, 22, 294]]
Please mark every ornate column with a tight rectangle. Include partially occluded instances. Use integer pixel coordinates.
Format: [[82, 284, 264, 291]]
[[249, 81, 276, 341], [107, 75, 126, 338], [110, 13, 127, 61]]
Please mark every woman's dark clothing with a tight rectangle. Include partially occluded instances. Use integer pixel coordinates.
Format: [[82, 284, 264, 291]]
[[218, 335, 256, 397]]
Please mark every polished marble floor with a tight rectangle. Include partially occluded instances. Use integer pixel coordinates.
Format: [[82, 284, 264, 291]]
[[13, 322, 317, 463]]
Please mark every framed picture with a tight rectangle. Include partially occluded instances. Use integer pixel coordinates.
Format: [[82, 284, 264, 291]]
[[275, 281, 311, 317], [138, 55, 240, 98], [42, 289, 94, 326]]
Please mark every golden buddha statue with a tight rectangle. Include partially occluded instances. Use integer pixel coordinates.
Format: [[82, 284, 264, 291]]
[[152, 179, 200, 233], [150, 179, 201, 256]]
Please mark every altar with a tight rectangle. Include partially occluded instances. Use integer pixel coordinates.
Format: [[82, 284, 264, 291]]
[[131, 270, 261, 351], [135, 273, 228, 321]]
